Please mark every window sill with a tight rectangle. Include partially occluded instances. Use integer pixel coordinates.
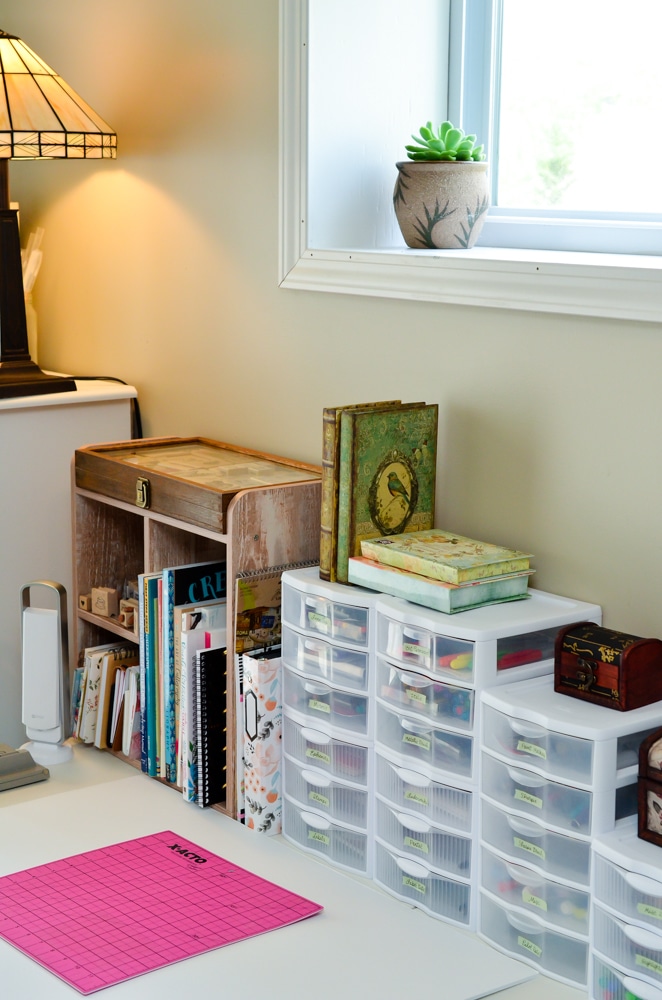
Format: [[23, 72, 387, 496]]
[[279, 244, 662, 323]]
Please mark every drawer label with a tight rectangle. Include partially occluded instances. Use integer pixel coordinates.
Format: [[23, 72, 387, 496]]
[[406, 689, 427, 705], [405, 790, 429, 807], [513, 837, 546, 861], [517, 740, 547, 760], [638, 902, 662, 921], [404, 836, 429, 854], [309, 699, 331, 714], [308, 830, 330, 846], [309, 791, 330, 808], [522, 889, 547, 912], [636, 955, 662, 977], [403, 642, 429, 660], [403, 875, 426, 894], [517, 935, 542, 959], [306, 748, 331, 765], [403, 734, 431, 752], [308, 611, 331, 629], [515, 789, 543, 810]]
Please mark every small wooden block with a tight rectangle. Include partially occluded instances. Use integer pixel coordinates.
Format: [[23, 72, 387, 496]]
[[91, 586, 119, 618], [79, 594, 92, 611]]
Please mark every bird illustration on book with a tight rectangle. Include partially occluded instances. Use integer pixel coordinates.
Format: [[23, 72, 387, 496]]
[[368, 451, 419, 535]]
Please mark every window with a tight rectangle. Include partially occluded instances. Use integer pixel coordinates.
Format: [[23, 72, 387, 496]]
[[279, 0, 662, 322]]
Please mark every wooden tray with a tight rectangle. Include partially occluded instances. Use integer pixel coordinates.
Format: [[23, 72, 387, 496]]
[[75, 436, 321, 533]]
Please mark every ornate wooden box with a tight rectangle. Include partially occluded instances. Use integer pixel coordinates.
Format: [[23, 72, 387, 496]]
[[638, 729, 662, 847], [554, 621, 662, 711], [75, 436, 321, 533]]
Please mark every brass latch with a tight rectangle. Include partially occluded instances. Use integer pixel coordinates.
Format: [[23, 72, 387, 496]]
[[135, 476, 150, 509]]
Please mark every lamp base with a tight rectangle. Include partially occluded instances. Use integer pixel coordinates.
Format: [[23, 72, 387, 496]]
[[0, 361, 76, 399]]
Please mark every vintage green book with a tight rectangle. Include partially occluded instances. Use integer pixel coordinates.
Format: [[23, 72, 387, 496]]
[[347, 556, 532, 614], [361, 529, 532, 584], [319, 400, 401, 583], [335, 402, 438, 584]]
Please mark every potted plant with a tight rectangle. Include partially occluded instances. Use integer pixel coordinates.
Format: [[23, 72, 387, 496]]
[[393, 121, 489, 249]]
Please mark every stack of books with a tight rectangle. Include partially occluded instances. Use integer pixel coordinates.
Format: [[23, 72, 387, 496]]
[[347, 529, 534, 614]]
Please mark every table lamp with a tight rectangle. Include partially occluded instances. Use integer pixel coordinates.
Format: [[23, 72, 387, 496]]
[[0, 29, 116, 399]]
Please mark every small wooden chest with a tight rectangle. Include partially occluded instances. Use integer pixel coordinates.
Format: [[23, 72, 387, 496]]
[[74, 436, 321, 533], [638, 728, 662, 846], [554, 621, 662, 711]]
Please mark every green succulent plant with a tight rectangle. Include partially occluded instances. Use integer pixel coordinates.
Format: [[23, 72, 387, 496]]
[[406, 121, 485, 162]]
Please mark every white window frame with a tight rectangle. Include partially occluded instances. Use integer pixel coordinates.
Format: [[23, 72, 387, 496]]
[[279, 0, 662, 323]]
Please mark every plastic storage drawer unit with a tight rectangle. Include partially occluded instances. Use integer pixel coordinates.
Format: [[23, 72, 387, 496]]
[[374, 840, 472, 927], [282, 716, 371, 787], [283, 755, 370, 827], [479, 891, 588, 987], [375, 751, 473, 834]]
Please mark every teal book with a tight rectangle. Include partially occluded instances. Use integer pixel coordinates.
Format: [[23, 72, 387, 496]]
[[139, 572, 161, 777], [347, 556, 532, 614], [335, 402, 438, 583], [161, 560, 226, 784]]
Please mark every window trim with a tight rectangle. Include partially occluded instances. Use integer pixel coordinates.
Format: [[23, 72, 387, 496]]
[[279, 0, 662, 323]]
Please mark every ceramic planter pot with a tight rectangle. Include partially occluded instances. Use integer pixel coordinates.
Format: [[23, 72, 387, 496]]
[[393, 160, 490, 249]]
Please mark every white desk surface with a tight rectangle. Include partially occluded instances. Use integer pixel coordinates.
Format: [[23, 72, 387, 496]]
[[0, 745, 587, 1000]]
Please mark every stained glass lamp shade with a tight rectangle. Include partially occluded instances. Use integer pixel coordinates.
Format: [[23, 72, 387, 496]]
[[0, 29, 116, 399]]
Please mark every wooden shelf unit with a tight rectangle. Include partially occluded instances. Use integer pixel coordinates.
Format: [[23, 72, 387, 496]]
[[72, 473, 322, 818]]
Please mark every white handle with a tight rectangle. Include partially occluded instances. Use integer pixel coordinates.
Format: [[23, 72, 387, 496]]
[[303, 681, 329, 694], [394, 765, 431, 788], [301, 769, 331, 787], [508, 719, 546, 739], [397, 670, 431, 688], [505, 860, 544, 887], [393, 855, 430, 879], [507, 765, 545, 788], [505, 909, 543, 933], [623, 870, 662, 897], [623, 975, 662, 1000], [300, 727, 331, 745], [506, 814, 544, 836], [300, 811, 331, 830], [395, 811, 431, 834], [622, 922, 662, 950]]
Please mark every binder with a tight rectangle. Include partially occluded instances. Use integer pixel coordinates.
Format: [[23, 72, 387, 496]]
[[195, 645, 227, 808]]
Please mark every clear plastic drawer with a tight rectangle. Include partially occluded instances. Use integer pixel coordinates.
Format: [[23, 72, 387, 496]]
[[283, 755, 370, 829], [480, 846, 589, 935], [376, 656, 474, 731], [282, 580, 370, 647], [283, 665, 371, 739], [593, 852, 662, 935], [479, 891, 588, 987], [282, 624, 369, 691], [374, 840, 472, 927], [592, 954, 662, 1000], [376, 702, 474, 781], [283, 715, 371, 787], [481, 752, 592, 836], [375, 798, 472, 879], [377, 612, 474, 680], [375, 751, 473, 834], [593, 903, 662, 989], [480, 798, 591, 886], [283, 796, 370, 875], [482, 701, 593, 783]]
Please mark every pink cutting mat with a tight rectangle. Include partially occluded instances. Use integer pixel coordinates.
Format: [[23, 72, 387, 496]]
[[0, 829, 323, 994]]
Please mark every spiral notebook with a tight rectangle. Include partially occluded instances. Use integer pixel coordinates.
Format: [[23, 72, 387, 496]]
[[195, 645, 227, 808]]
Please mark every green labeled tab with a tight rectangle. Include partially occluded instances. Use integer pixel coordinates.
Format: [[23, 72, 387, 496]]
[[522, 889, 547, 911], [306, 748, 331, 765], [404, 836, 429, 854], [636, 955, 662, 976], [405, 790, 429, 807], [403, 734, 430, 751], [309, 791, 330, 808], [309, 830, 330, 846], [517, 739, 547, 760], [309, 698, 331, 714], [514, 837, 545, 860], [403, 875, 426, 894], [638, 902, 662, 921], [515, 788, 543, 809], [407, 689, 427, 705], [518, 935, 542, 958]]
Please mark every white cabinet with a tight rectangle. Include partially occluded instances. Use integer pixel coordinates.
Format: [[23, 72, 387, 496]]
[[0, 380, 136, 748]]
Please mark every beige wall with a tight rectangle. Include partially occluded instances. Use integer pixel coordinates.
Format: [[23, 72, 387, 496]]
[[4, 0, 661, 636]]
